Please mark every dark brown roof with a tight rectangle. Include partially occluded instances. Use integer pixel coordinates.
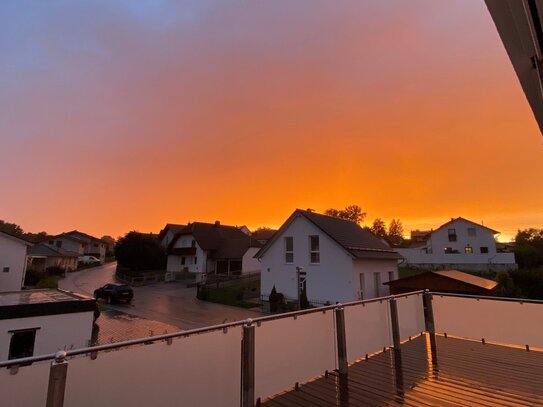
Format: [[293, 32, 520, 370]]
[[168, 222, 261, 259], [64, 230, 102, 243], [385, 270, 498, 291], [251, 229, 277, 241], [433, 270, 498, 290], [255, 209, 402, 260]]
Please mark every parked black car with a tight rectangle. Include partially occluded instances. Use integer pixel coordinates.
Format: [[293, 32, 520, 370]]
[[94, 283, 134, 304]]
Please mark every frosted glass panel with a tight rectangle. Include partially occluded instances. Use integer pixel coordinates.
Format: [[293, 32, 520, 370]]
[[255, 311, 336, 401], [396, 293, 425, 339], [344, 300, 391, 363], [64, 327, 242, 407], [433, 295, 543, 348], [0, 361, 50, 407]]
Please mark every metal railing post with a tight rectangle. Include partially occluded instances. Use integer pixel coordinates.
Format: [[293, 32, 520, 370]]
[[46, 351, 68, 407], [334, 305, 348, 380], [241, 319, 255, 407], [423, 290, 438, 365], [423, 290, 435, 334], [388, 297, 404, 391]]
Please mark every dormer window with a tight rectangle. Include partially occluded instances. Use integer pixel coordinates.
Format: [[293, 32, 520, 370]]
[[448, 229, 457, 242]]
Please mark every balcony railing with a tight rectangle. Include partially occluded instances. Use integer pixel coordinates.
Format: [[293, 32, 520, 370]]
[[1, 290, 542, 407]]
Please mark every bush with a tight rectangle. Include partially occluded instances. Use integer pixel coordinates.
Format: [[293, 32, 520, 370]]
[[114, 231, 167, 271]]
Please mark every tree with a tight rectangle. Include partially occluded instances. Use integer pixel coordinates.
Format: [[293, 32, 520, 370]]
[[325, 204, 366, 225], [101, 235, 116, 257], [114, 232, 167, 271], [387, 219, 405, 246], [0, 220, 48, 243], [513, 228, 543, 269], [370, 218, 387, 239]]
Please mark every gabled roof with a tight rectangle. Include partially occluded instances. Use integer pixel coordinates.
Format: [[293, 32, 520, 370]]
[[28, 243, 80, 258], [385, 269, 498, 291], [0, 231, 33, 246], [158, 223, 186, 240], [167, 222, 261, 259], [255, 209, 402, 260], [251, 228, 277, 241], [433, 217, 499, 235], [64, 230, 102, 243]]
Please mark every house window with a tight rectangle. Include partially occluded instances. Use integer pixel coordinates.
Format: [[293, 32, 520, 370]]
[[480, 247, 489, 254], [9, 329, 37, 360], [359, 274, 365, 300], [93, 243, 99, 248], [48, 240, 54, 245], [374, 272, 381, 297], [194, 256, 197, 264], [309, 235, 320, 264], [388, 271, 394, 282], [448, 229, 457, 242], [285, 237, 294, 263], [467, 227, 476, 237], [56, 241, 62, 248], [2, 267, 9, 273], [181, 256, 186, 265], [191, 240, 196, 248], [464, 246, 473, 254]]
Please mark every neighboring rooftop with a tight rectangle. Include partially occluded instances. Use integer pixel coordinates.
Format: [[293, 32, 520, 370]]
[[385, 270, 498, 295], [28, 243, 80, 258], [0, 289, 97, 319], [168, 221, 261, 259], [256, 209, 402, 260], [0, 230, 33, 246], [158, 223, 186, 240]]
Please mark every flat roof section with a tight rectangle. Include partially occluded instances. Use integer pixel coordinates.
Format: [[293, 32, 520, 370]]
[[263, 334, 543, 406], [0, 289, 97, 320]]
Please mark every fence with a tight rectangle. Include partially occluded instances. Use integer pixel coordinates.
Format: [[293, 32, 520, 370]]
[[2, 290, 541, 407], [115, 270, 166, 286]]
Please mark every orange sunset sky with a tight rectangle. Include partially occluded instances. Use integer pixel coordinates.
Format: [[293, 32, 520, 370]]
[[1, 1, 542, 241]]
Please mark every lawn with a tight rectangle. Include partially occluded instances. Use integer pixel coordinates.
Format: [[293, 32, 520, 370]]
[[198, 279, 260, 309]]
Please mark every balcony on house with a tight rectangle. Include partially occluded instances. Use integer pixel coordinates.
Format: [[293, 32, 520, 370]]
[[1, 291, 543, 406]]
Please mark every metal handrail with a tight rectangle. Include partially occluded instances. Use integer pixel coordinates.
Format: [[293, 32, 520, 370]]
[[430, 291, 543, 305], [0, 291, 426, 368]]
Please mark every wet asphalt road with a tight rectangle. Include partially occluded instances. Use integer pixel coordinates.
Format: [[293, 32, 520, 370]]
[[59, 262, 261, 330]]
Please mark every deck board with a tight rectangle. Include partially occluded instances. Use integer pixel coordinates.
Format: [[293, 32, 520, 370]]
[[261, 334, 543, 406]]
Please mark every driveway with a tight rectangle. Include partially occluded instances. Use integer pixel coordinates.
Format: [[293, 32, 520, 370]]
[[59, 262, 262, 330]]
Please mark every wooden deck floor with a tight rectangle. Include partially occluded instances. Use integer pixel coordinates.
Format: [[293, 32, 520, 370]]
[[262, 334, 543, 406]]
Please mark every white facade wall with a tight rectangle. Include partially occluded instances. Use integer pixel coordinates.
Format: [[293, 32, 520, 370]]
[[167, 235, 206, 273], [0, 311, 94, 360], [428, 219, 498, 255], [260, 216, 354, 304], [0, 235, 28, 292], [161, 230, 176, 247], [242, 248, 261, 274], [352, 259, 398, 300]]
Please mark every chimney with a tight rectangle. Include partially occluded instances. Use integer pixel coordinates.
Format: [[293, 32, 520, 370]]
[[214, 220, 220, 226]]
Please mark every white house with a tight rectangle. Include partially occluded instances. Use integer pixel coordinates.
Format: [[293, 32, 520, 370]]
[[45, 231, 107, 263], [0, 289, 98, 361], [397, 217, 517, 272], [255, 209, 402, 305], [0, 232, 32, 292], [165, 221, 261, 278]]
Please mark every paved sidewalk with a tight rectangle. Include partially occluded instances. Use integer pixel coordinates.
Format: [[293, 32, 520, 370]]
[[94, 309, 182, 344]]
